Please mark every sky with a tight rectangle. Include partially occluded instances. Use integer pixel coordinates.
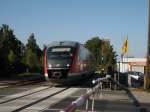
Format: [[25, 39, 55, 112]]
[[0, 0, 148, 58]]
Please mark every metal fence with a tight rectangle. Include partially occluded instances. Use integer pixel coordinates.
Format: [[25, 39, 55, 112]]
[[60, 76, 111, 112], [60, 74, 145, 112]]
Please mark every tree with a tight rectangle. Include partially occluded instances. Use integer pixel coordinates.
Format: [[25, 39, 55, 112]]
[[8, 50, 16, 64], [0, 24, 25, 77], [25, 49, 38, 72], [84, 37, 117, 71], [24, 33, 41, 72], [39, 51, 44, 74], [0, 24, 42, 77], [0, 25, 18, 76], [101, 40, 117, 70], [84, 37, 102, 69], [26, 33, 39, 52]]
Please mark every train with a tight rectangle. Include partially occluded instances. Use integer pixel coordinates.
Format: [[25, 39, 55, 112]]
[[44, 41, 96, 83]]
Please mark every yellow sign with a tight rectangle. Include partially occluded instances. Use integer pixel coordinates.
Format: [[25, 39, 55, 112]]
[[121, 36, 128, 55]]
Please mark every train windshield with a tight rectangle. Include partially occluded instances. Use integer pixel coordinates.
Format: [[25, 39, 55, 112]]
[[47, 47, 74, 58], [47, 46, 74, 66]]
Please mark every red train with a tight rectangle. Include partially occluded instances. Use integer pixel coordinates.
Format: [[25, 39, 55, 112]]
[[44, 41, 95, 82]]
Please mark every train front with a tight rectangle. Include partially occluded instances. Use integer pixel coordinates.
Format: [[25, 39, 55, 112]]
[[44, 45, 75, 82]]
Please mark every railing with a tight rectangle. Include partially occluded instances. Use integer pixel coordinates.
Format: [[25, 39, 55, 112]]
[[60, 73, 145, 112], [60, 76, 111, 112]]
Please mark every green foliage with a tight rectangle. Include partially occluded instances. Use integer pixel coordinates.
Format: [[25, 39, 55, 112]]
[[101, 41, 117, 70], [8, 50, 16, 64], [0, 25, 43, 77], [26, 33, 39, 52], [24, 33, 42, 72], [25, 49, 38, 71], [84, 37, 117, 71], [0, 24, 26, 77], [40, 53, 44, 68], [84, 37, 102, 68]]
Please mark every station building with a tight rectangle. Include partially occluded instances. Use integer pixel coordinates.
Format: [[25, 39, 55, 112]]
[[118, 57, 146, 74]]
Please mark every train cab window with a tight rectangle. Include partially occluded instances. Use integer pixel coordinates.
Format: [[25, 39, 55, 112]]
[[46, 46, 75, 67], [47, 47, 74, 59]]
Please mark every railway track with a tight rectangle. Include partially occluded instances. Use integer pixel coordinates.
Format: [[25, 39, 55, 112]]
[[0, 75, 147, 112], [0, 77, 45, 90], [0, 82, 81, 112], [11, 87, 70, 112], [0, 85, 54, 104]]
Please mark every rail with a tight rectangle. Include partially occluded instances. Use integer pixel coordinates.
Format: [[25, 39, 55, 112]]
[[60, 76, 111, 112]]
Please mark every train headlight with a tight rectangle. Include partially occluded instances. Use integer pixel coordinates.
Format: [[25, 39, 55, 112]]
[[66, 64, 70, 67], [48, 64, 52, 68]]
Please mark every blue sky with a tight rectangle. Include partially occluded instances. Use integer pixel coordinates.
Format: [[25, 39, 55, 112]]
[[0, 0, 148, 58]]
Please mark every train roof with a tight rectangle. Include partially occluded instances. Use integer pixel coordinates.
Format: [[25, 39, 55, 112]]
[[47, 41, 79, 48]]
